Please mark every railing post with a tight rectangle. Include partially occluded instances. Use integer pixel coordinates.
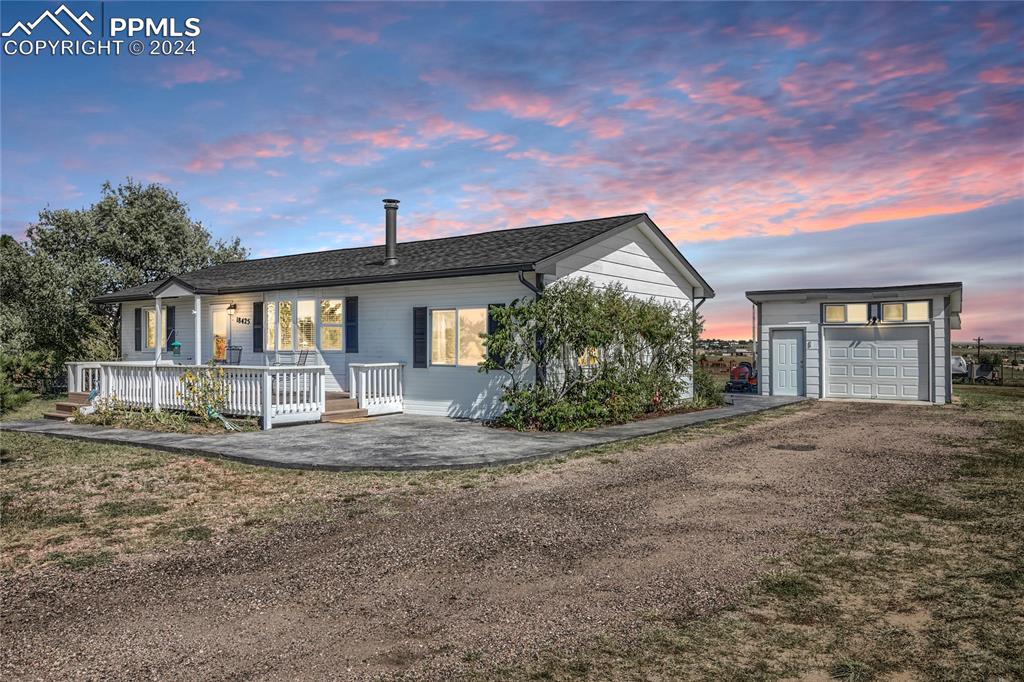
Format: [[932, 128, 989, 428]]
[[319, 367, 326, 415], [359, 368, 367, 408], [66, 364, 76, 394], [261, 368, 273, 430], [151, 366, 160, 412], [348, 365, 355, 396]]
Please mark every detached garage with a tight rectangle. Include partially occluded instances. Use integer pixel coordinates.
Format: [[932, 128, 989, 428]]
[[746, 283, 963, 405]]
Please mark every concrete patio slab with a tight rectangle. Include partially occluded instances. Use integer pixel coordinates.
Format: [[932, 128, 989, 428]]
[[1, 394, 805, 471]]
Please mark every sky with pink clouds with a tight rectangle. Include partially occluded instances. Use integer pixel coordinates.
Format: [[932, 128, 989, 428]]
[[2, 1, 1022, 340]]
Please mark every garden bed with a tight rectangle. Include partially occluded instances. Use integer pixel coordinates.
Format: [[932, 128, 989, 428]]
[[73, 407, 258, 434]]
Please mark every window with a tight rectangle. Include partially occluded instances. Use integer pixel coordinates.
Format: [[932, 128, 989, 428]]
[[278, 300, 294, 350], [320, 299, 343, 351], [297, 300, 315, 349], [824, 303, 868, 324], [846, 303, 868, 324], [144, 307, 167, 350], [459, 308, 487, 365], [264, 297, 345, 353], [825, 305, 846, 323], [882, 303, 905, 322], [431, 309, 457, 365], [265, 302, 277, 352], [905, 301, 929, 322], [431, 307, 487, 366]]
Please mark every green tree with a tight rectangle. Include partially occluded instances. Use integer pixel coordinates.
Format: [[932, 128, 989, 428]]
[[1, 180, 247, 365]]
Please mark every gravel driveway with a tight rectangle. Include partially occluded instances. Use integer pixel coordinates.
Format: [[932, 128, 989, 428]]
[[1, 400, 959, 680]]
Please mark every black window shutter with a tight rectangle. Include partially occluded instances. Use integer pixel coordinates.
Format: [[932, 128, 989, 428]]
[[413, 307, 427, 368], [252, 302, 264, 353], [345, 296, 358, 353], [166, 306, 176, 345], [486, 303, 505, 364], [134, 307, 142, 351]]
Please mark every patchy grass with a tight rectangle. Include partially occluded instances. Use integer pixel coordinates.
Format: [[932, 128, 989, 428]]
[[0, 431, 498, 573], [491, 384, 1024, 680], [0, 401, 806, 575], [0, 395, 59, 423]]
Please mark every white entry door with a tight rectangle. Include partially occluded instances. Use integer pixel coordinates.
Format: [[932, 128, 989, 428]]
[[772, 330, 804, 396], [824, 326, 929, 400], [211, 306, 230, 363]]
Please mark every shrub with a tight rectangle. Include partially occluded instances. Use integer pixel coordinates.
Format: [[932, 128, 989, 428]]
[[0, 350, 60, 413], [177, 363, 230, 421], [480, 278, 707, 431], [690, 367, 726, 409]]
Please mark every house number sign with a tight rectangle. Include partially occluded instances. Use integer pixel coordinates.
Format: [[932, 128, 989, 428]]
[[235, 317, 251, 325]]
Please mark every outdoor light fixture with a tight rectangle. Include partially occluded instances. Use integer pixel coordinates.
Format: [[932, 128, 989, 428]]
[[227, 303, 237, 315]]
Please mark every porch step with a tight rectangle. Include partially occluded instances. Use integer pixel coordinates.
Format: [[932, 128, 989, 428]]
[[67, 392, 91, 404], [326, 397, 358, 411], [326, 391, 350, 400], [42, 411, 72, 421], [320, 407, 369, 423], [54, 401, 84, 414]]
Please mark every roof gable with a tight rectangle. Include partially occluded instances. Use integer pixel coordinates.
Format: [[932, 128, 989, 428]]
[[92, 212, 713, 302]]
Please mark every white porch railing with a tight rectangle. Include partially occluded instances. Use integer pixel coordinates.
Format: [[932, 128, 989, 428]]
[[66, 362, 103, 394], [348, 363, 404, 416], [81, 362, 327, 429]]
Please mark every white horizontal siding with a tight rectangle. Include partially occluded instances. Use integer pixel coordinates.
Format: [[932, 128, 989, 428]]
[[552, 226, 694, 305], [758, 300, 822, 398], [120, 297, 197, 363], [759, 294, 952, 404], [551, 224, 696, 397], [121, 274, 533, 419]]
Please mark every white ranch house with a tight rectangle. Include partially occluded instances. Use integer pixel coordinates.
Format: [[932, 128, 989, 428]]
[[73, 201, 714, 428]]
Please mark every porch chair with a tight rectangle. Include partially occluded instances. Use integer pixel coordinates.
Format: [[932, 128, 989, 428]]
[[268, 348, 313, 398], [270, 348, 311, 367]]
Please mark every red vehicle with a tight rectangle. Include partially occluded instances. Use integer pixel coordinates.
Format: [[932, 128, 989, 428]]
[[726, 361, 758, 393]]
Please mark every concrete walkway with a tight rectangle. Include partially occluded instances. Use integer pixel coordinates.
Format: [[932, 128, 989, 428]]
[[1, 394, 804, 471]]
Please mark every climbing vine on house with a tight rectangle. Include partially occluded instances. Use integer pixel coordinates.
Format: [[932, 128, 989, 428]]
[[480, 278, 711, 431]]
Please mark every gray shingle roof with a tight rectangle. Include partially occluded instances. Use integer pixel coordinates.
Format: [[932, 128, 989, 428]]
[[93, 213, 704, 303]]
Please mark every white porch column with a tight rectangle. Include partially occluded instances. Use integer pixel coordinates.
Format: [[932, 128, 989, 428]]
[[193, 294, 202, 364], [153, 296, 162, 412], [154, 297, 163, 364]]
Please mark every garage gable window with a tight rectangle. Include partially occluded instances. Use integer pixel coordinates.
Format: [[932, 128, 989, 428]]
[[825, 304, 846, 323], [882, 303, 904, 322], [883, 301, 930, 323], [823, 303, 869, 324]]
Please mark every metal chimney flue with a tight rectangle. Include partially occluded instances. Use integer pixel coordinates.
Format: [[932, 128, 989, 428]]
[[383, 198, 399, 266]]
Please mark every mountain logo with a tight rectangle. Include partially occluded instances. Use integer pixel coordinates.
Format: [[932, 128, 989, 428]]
[[2, 4, 95, 37]]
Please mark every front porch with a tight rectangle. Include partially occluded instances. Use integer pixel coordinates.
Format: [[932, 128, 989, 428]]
[[65, 361, 404, 429]]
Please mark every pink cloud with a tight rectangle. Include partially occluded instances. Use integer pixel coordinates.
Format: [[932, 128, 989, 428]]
[[348, 128, 420, 150], [470, 91, 579, 128], [903, 90, 958, 111], [185, 132, 296, 173], [979, 66, 1024, 85], [587, 117, 625, 140], [329, 26, 379, 44], [418, 116, 517, 151], [199, 197, 263, 214], [751, 23, 817, 48], [157, 59, 240, 88]]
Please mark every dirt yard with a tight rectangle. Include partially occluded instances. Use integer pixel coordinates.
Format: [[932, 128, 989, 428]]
[[1, 396, 1018, 680]]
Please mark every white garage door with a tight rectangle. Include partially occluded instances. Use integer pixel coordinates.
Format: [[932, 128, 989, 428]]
[[824, 326, 930, 401]]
